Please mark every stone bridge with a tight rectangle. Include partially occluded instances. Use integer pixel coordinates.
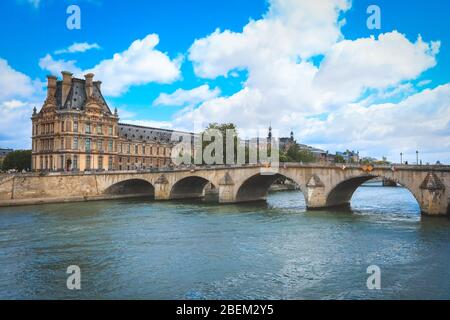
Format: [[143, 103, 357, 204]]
[[1, 164, 449, 216]]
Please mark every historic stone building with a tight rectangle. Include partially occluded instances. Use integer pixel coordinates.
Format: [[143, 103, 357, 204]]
[[31, 71, 183, 172]]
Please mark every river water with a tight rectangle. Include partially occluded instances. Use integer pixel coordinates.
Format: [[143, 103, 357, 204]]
[[0, 184, 449, 299]]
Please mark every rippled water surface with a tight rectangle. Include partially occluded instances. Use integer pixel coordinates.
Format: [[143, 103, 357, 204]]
[[0, 184, 449, 299]]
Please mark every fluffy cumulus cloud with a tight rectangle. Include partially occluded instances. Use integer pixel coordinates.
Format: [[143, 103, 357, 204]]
[[54, 42, 101, 55], [39, 54, 82, 76], [172, 0, 447, 162], [189, 0, 350, 78], [0, 59, 44, 148], [153, 85, 220, 107], [0, 58, 38, 100], [39, 34, 182, 97], [299, 84, 450, 163], [315, 32, 440, 103]]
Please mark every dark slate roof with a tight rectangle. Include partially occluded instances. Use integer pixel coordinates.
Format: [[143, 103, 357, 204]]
[[55, 78, 111, 114], [118, 123, 193, 144]]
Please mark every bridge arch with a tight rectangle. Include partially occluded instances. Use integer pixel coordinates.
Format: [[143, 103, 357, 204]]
[[325, 174, 421, 210], [235, 172, 305, 203], [170, 176, 217, 200], [104, 178, 155, 198]]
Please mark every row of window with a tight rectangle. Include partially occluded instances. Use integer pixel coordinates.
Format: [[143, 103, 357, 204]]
[[37, 155, 114, 170], [34, 137, 114, 152], [117, 143, 170, 156], [33, 123, 55, 135], [35, 139, 55, 151], [34, 155, 171, 171], [82, 138, 114, 152], [33, 137, 172, 157], [33, 121, 115, 136], [118, 157, 171, 165]]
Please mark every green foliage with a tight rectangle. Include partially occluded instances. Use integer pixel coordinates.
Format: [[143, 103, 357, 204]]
[[201, 123, 240, 164], [281, 144, 315, 163], [334, 154, 345, 163], [1, 150, 31, 171]]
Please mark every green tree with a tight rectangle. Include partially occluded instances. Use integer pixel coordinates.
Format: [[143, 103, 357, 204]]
[[200, 123, 240, 164], [279, 151, 289, 163], [335, 154, 345, 163], [282, 144, 315, 163], [1, 150, 32, 171]]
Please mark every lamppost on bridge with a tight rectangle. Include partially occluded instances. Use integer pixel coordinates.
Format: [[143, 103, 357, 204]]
[[416, 150, 419, 165], [400, 152, 403, 164]]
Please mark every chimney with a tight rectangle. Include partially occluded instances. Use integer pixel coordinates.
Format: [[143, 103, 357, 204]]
[[94, 80, 102, 92], [84, 73, 94, 98], [61, 71, 73, 106], [46, 75, 57, 99]]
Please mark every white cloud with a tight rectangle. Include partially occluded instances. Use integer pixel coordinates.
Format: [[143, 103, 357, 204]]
[[0, 59, 44, 149], [299, 84, 450, 163], [417, 79, 432, 87], [0, 58, 38, 100], [39, 34, 182, 97], [314, 32, 440, 103], [86, 34, 182, 96], [1, 99, 28, 109], [55, 42, 101, 55], [172, 0, 446, 162], [153, 85, 220, 107], [0, 99, 34, 148], [38, 54, 82, 76], [189, 0, 350, 78]]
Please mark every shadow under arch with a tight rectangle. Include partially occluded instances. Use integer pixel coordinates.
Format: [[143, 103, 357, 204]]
[[236, 172, 304, 203], [170, 176, 217, 200], [325, 175, 421, 210], [104, 179, 155, 198]]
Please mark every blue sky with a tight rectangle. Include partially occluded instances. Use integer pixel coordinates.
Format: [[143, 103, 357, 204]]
[[0, 0, 449, 163]]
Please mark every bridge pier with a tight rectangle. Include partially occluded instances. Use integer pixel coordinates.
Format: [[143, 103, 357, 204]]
[[154, 174, 171, 200], [218, 172, 236, 203], [304, 174, 329, 209], [418, 172, 448, 216]]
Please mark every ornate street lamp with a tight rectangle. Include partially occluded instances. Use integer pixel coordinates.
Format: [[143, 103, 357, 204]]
[[416, 150, 419, 165], [400, 152, 403, 164]]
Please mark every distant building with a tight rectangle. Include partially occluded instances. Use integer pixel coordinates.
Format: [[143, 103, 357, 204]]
[[268, 128, 334, 163], [336, 150, 360, 163], [278, 130, 296, 152]]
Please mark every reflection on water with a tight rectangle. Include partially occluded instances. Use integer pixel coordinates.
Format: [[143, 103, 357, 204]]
[[0, 185, 449, 299]]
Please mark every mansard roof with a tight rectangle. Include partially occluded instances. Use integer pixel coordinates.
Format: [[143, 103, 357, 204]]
[[118, 123, 193, 144], [53, 77, 111, 114]]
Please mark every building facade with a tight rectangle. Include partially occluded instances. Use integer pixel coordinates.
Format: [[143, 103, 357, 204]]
[[31, 72, 182, 172]]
